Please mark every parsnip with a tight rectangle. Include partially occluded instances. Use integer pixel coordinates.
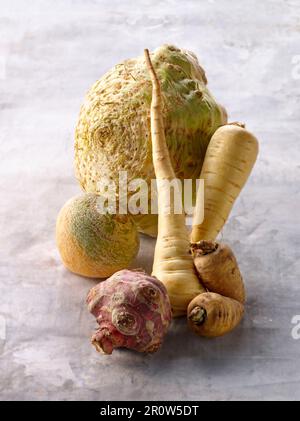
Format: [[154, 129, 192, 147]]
[[191, 123, 259, 242], [187, 292, 244, 337], [144, 49, 206, 317], [191, 240, 245, 304], [145, 50, 245, 339]]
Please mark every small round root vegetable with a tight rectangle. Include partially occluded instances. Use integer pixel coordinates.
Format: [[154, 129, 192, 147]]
[[56, 194, 139, 278], [191, 240, 245, 304], [187, 292, 244, 337], [86, 269, 172, 354], [191, 123, 259, 242]]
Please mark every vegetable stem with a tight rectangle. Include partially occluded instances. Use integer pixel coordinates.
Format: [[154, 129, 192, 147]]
[[188, 306, 207, 325]]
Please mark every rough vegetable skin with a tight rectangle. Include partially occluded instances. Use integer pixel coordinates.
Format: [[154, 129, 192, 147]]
[[144, 49, 206, 317], [191, 240, 245, 304], [75, 44, 227, 237], [87, 270, 172, 354], [191, 123, 259, 242], [187, 292, 244, 337]]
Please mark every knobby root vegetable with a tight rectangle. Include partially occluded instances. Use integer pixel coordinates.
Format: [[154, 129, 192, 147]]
[[75, 44, 227, 237], [56, 194, 139, 278], [144, 49, 206, 317], [191, 123, 259, 242], [191, 240, 245, 303], [187, 292, 244, 337], [86, 270, 172, 354]]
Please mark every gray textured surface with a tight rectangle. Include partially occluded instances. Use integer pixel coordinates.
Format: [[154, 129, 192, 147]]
[[1, 0, 300, 401]]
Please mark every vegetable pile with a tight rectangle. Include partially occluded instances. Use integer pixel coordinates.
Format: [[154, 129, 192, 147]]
[[56, 45, 259, 355]]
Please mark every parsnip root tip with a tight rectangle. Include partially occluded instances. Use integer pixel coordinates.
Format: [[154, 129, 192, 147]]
[[144, 49, 157, 83]]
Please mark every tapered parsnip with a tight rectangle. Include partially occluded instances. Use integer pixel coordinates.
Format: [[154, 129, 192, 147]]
[[145, 49, 245, 338], [144, 49, 205, 317], [191, 123, 259, 242], [187, 292, 244, 337], [191, 240, 246, 304]]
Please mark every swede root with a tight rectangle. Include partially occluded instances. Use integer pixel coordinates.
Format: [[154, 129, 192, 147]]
[[187, 292, 244, 337], [191, 123, 259, 242], [56, 193, 139, 278], [191, 240, 245, 304], [87, 269, 172, 354], [144, 49, 206, 317]]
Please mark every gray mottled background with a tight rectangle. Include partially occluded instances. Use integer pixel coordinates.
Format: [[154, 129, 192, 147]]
[[1, 0, 300, 401]]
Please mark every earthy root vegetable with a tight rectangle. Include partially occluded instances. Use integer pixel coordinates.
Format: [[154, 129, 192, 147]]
[[145, 50, 244, 338], [191, 240, 245, 304], [187, 292, 244, 337], [56, 194, 139, 278], [75, 44, 227, 237], [191, 123, 259, 242], [86, 269, 172, 354], [144, 49, 206, 317]]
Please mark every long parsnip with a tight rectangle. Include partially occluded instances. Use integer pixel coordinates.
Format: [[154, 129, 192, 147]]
[[145, 49, 245, 339], [191, 123, 259, 242], [144, 49, 205, 317]]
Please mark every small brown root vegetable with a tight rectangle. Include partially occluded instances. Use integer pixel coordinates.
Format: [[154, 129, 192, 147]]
[[191, 240, 245, 304], [187, 292, 244, 337], [87, 269, 172, 354]]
